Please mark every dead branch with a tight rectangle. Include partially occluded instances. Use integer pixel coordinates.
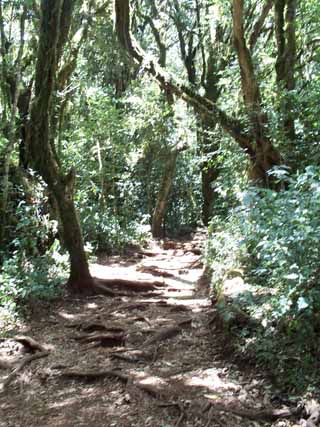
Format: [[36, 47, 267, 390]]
[[0, 351, 49, 392]]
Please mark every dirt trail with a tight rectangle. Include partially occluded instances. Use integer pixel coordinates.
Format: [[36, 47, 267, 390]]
[[0, 234, 300, 427]]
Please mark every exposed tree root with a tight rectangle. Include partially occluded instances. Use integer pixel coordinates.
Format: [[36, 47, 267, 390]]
[[11, 336, 49, 353], [162, 241, 179, 250], [110, 302, 149, 313], [111, 350, 153, 363], [142, 325, 182, 347], [73, 332, 125, 347], [92, 282, 117, 297], [59, 365, 302, 424], [205, 400, 298, 422], [95, 278, 165, 292], [139, 250, 162, 257], [60, 368, 162, 397], [187, 248, 201, 255], [136, 265, 175, 278], [169, 305, 190, 313], [0, 351, 49, 392], [61, 368, 129, 383], [79, 322, 126, 334]]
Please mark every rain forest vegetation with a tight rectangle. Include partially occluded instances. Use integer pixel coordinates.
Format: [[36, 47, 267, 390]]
[[0, 0, 320, 390]]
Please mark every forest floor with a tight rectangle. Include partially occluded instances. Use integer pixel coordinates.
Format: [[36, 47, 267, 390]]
[[0, 232, 311, 426]]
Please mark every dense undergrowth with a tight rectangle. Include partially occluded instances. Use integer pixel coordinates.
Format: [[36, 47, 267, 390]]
[[206, 166, 320, 391]]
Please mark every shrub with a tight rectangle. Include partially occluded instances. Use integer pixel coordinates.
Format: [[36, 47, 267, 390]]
[[0, 191, 68, 321], [205, 166, 320, 389]]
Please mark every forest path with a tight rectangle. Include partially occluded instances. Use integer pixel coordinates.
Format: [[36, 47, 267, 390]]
[[0, 233, 298, 427]]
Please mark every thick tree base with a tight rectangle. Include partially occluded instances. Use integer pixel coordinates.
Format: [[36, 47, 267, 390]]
[[67, 276, 96, 295]]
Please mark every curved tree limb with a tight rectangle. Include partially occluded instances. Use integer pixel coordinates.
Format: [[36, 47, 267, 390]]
[[114, 0, 254, 156], [249, 0, 274, 50]]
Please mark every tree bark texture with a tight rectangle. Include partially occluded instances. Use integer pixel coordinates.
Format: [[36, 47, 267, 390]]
[[232, 0, 281, 185], [0, 4, 26, 244], [151, 150, 178, 238], [27, 0, 94, 293], [275, 0, 297, 142], [199, 119, 219, 226]]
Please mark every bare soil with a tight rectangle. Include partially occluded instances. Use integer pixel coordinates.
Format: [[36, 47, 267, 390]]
[[0, 233, 307, 426]]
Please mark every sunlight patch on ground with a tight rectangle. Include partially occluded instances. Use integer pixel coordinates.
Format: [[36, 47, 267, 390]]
[[184, 368, 240, 392], [57, 311, 78, 320], [49, 396, 79, 409]]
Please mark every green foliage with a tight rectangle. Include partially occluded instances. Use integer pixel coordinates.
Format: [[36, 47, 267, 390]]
[[0, 240, 68, 317], [166, 151, 202, 233], [0, 186, 68, 320], [243, 167, 320, 328], [206, 167, 320, 390]]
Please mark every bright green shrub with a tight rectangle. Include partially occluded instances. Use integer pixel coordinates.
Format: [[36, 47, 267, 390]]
[[0, 191, 68, 319], [206, 166, 320, 389]]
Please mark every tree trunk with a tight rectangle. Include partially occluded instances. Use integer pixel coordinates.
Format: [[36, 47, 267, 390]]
[[53, 170, 93, 293], [27, 0, 94, 294], [152, 150, 178, 238], [197, 118, 219, 226], [275, 0, 297, 142], [0, 5, 26, 243], [233, 0, 281, 185]]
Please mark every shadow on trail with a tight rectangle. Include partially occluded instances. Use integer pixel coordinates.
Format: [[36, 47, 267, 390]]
[[0, 235, 307, 427]]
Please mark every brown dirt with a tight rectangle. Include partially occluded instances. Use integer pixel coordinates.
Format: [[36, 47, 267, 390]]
[[0, 234, 303, 427]]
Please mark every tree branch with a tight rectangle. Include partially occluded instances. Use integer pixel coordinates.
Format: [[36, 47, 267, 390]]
[[114, 0, 254, 155], [249, 0, 274, 50]]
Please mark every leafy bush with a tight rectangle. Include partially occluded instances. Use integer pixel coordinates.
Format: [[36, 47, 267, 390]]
[[206, 166, 320, 389], [242, 167, 320, 330], [0, 191, 68, 320]]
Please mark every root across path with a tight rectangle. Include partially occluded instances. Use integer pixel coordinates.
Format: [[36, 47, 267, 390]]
[[0, 234, 313, 426]]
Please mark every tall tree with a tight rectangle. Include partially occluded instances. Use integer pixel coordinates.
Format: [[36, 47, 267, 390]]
[[274, 0, 297, 143], [0, 2, 27, 243], [26, 0, 95, 293]]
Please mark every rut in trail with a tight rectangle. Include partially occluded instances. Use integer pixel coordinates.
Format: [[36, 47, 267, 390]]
[[0, 233, 300, 427]]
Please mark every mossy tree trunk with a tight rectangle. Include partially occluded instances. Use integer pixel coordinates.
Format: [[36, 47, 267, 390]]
[[232, 0, 281, 186], [0, 4, 26, 244], [151, 150, 178, 238], [275, 0, 297, 143], [27, 0, 94, 294], [199, 121, 219, 226]]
